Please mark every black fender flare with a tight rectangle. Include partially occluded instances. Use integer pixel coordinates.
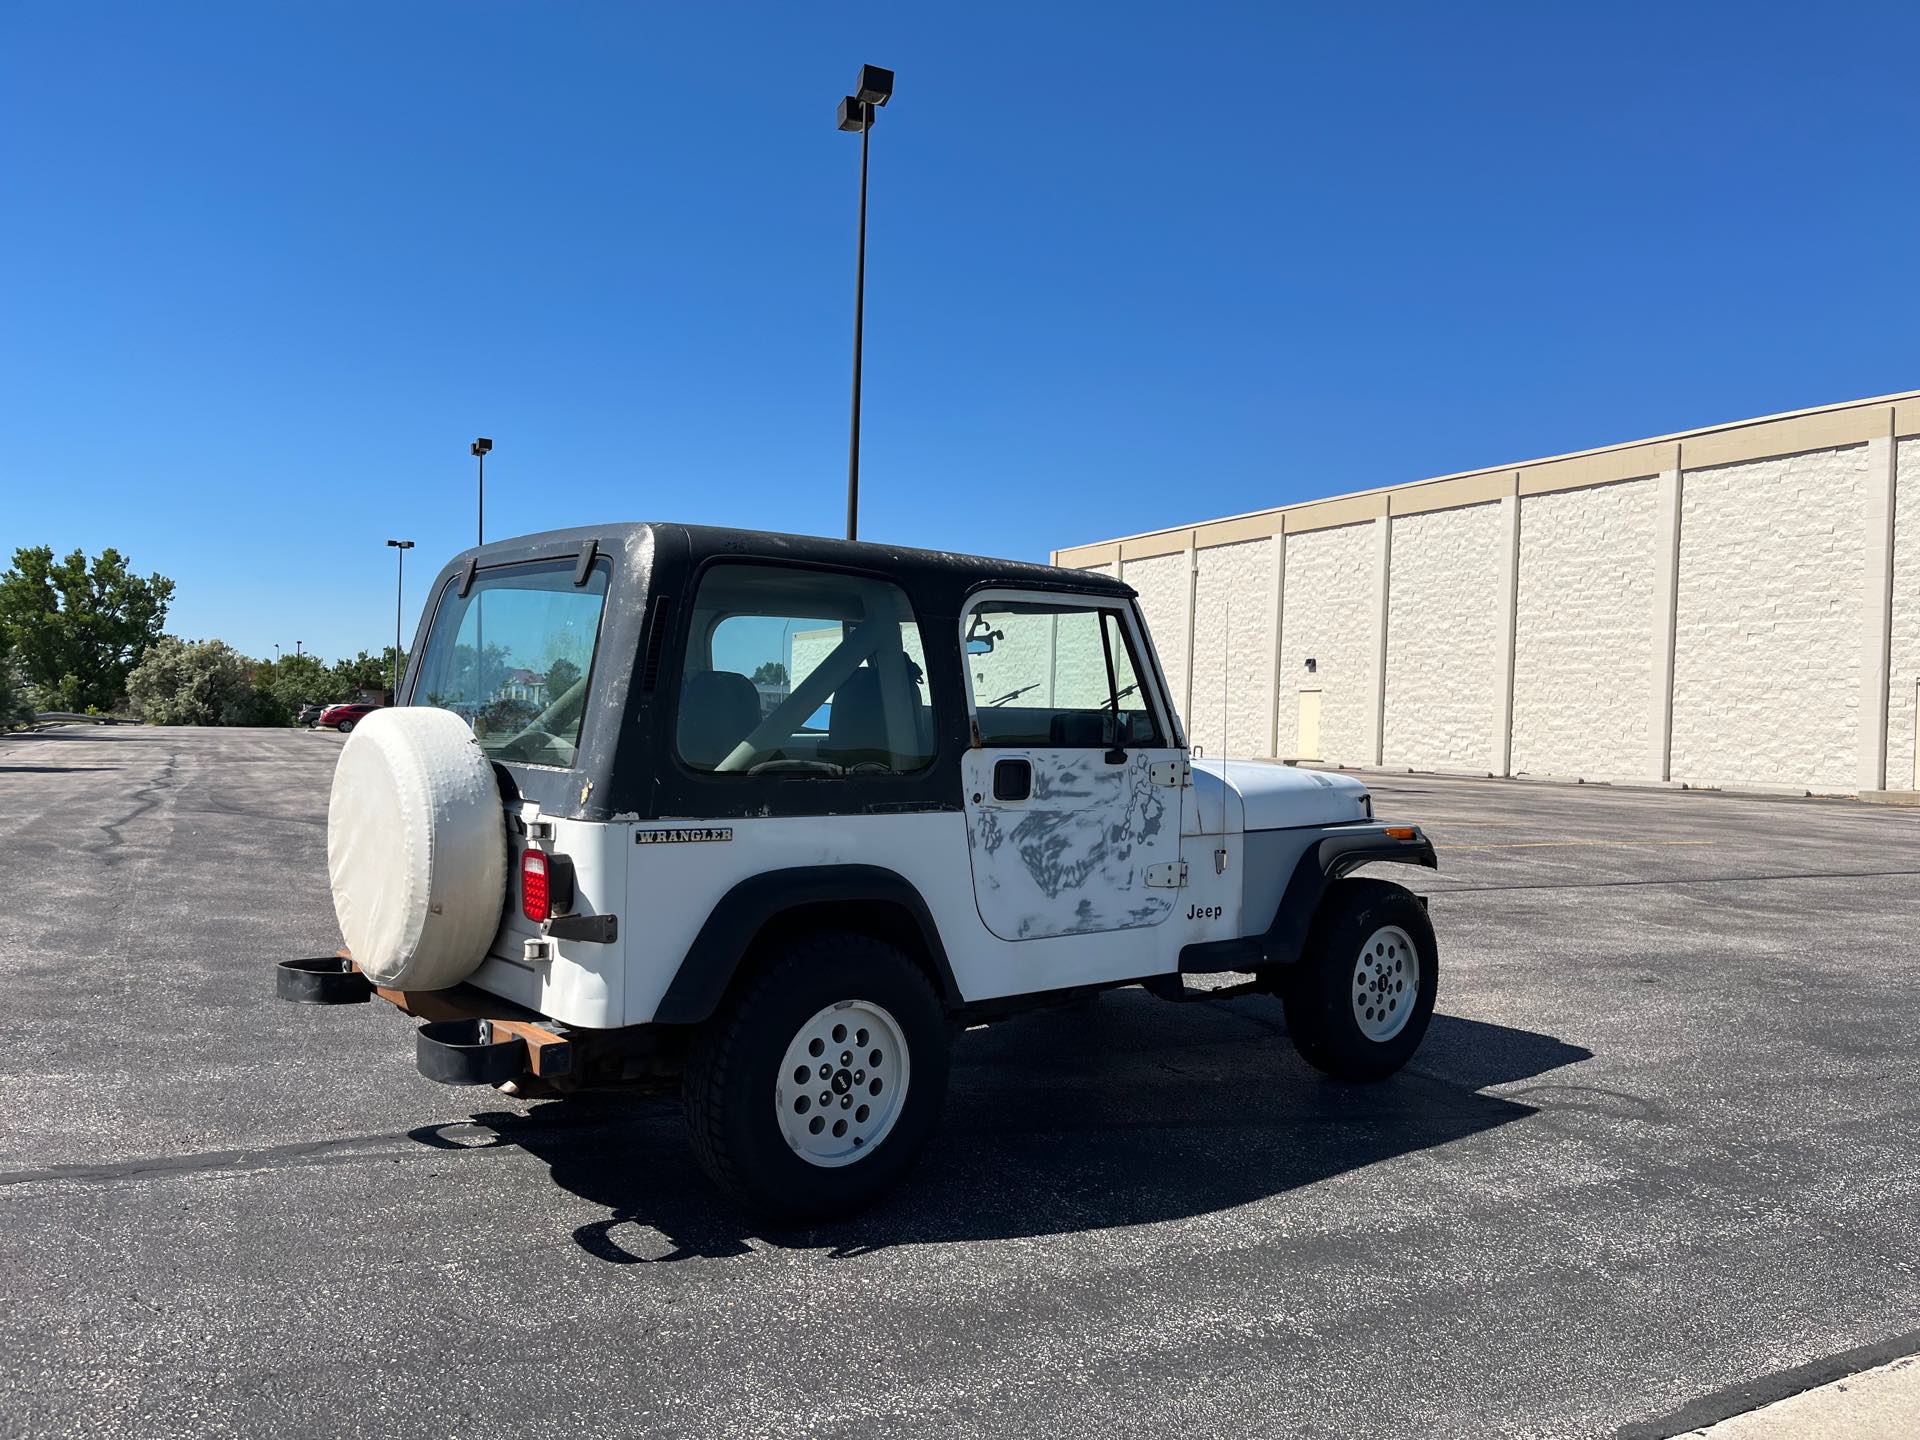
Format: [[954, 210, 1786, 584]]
[[1179, 829, 1438, 974], [650, 864, 963, 1025]]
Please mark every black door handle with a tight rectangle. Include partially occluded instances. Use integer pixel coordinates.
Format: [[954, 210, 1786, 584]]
[[992, 758, 1032, 802]]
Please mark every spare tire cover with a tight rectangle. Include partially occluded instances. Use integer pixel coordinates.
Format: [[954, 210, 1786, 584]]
[[327, 707, 507, 990]]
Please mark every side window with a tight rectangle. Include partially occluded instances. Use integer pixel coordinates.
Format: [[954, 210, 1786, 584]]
[[675, 564, 935, 776], [962, 598, 1161, 748]]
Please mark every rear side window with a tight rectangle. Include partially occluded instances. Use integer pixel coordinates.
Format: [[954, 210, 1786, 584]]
[[676, 564, 934, 776], [413, 558, 609, 768], [962, 598, 1161, 748]]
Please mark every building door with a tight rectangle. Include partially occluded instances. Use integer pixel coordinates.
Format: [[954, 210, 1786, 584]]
[[1297, 688, 1322, 761], [959, 592, 1184, 942]]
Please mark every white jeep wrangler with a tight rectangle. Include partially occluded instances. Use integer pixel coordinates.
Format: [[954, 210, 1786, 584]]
[[279, 524, 1438, 1222]]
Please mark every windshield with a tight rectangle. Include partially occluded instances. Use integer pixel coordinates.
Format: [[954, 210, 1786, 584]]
[[413, 558, 610, 767]]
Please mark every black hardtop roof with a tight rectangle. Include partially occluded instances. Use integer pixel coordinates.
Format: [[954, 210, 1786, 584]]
[[456, 521, 1133, 598]]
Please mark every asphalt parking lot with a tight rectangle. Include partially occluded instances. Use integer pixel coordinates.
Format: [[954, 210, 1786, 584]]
[[3, 724, 1917, 1439]]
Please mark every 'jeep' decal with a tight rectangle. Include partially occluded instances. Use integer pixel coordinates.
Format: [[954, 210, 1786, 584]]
[[635, 827, 733, 845]]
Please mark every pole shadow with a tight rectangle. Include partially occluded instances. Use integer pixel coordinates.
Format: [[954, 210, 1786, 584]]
[[410, 993, 1592, 1263]]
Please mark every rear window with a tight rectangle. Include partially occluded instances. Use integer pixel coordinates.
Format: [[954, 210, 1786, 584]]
[[413, 558, 609, 767]]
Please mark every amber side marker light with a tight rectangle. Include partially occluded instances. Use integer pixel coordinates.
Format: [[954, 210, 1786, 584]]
[[521, 850, 551, 922], [1384, 826, 1419, 841]]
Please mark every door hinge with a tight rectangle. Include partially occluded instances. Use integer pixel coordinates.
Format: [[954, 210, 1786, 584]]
[[1145, 861, 1189, 888], [1150, 761, 1191, 788]]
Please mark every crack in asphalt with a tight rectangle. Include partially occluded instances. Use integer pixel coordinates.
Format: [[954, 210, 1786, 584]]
[[79, 750, 179, 865]]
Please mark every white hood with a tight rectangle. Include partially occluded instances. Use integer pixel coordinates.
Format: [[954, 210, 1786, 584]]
[[1188, 759, 1371, 834]]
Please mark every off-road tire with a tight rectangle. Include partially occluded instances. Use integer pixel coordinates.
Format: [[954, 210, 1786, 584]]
[[1283, 877, 1438, 1081], [683, 931, 950, 1224]]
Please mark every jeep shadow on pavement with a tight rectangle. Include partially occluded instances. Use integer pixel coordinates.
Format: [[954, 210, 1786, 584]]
[[285, 522, 1471, 1225], [410, 1008, 1592, 1260]]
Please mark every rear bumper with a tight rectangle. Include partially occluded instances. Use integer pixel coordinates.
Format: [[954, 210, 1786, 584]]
[[275, 952, 575, 1085]]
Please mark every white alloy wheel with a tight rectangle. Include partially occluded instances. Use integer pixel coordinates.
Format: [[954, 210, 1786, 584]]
[[1352, 924, 1418, 1042], [774, 1000, 911, 1169]]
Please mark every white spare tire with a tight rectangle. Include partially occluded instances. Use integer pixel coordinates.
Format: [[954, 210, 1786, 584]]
[[327, 707, 507, 991]]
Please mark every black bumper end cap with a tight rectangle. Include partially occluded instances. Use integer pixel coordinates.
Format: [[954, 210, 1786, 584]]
[[416, 1019, 528, 1087], [276, 957, 373, 1005]]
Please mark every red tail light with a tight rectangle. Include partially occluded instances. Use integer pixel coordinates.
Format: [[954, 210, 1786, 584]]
[[521, 849, 551, 922]]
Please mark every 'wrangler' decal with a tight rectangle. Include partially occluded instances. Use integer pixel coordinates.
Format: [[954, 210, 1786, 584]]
[[635, 827, 733, 845]]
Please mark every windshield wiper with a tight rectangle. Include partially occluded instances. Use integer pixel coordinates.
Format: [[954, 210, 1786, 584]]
[[987, 682, 1044, 707]]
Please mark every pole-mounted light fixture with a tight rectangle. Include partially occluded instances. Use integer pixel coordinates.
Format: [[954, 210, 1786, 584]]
[[386, 539, 415, 702], [837, 64, 893, 542], [470, 438, 492, 547]]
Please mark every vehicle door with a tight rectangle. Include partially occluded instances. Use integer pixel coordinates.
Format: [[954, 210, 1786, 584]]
[[958, 591, 1185, 941]]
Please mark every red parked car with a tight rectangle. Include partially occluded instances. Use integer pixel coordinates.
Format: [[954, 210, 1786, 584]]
[[318, 702, 381, 734]]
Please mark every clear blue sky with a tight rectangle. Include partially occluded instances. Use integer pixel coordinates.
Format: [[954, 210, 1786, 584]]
[[4, 2, 1917, 664]]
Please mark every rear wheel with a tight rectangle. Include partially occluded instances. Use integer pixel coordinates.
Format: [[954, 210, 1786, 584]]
[[337, 718, 355, 733], [683, 931, 950, 1223], [1283, 877, 1437, 1081]]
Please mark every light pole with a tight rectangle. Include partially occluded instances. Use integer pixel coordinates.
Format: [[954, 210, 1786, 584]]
[[471, 437, 492, 546], [295, 640, 303, 659], [837, 64, 893, 542], [386, 539, 414, 701]]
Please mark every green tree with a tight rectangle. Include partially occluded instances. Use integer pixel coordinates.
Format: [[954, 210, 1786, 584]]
[[545, 656, 582, 700], [0, 547, 174, 712], [751, 661, 788, 687], [221, 683, 292, 727], [330, 647, 407, 699], [0, 643, 32, 728], [125, 637, 253, 725], [256, 652, 337, 713]]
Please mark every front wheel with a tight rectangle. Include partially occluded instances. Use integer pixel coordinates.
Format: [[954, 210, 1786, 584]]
[[683, 931, 950, 1223], [1283, 877, 1437, 1081]]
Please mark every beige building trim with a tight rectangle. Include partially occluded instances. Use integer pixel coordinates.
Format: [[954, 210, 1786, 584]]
[[1054, 388, 1920, 569], [1391, 470, 1515, 516], [1650, 466, 1684, 781], [1520, 445, 1671, 497], [1366, 516, 1391, 766], [1117, 531, 1192, 562], [1491, 494, 1520, 776], [1678, 406, 1884, 471], [1286, 491, 1389, 535], [1179, 538, 1198, 728], [1266, 532, 1286, 759], [1194, 512, 1284, 548], [1860, 424, 1899, 790]]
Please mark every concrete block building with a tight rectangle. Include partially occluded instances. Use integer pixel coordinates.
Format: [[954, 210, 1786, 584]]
[[1053, 390, 1920, 796]]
